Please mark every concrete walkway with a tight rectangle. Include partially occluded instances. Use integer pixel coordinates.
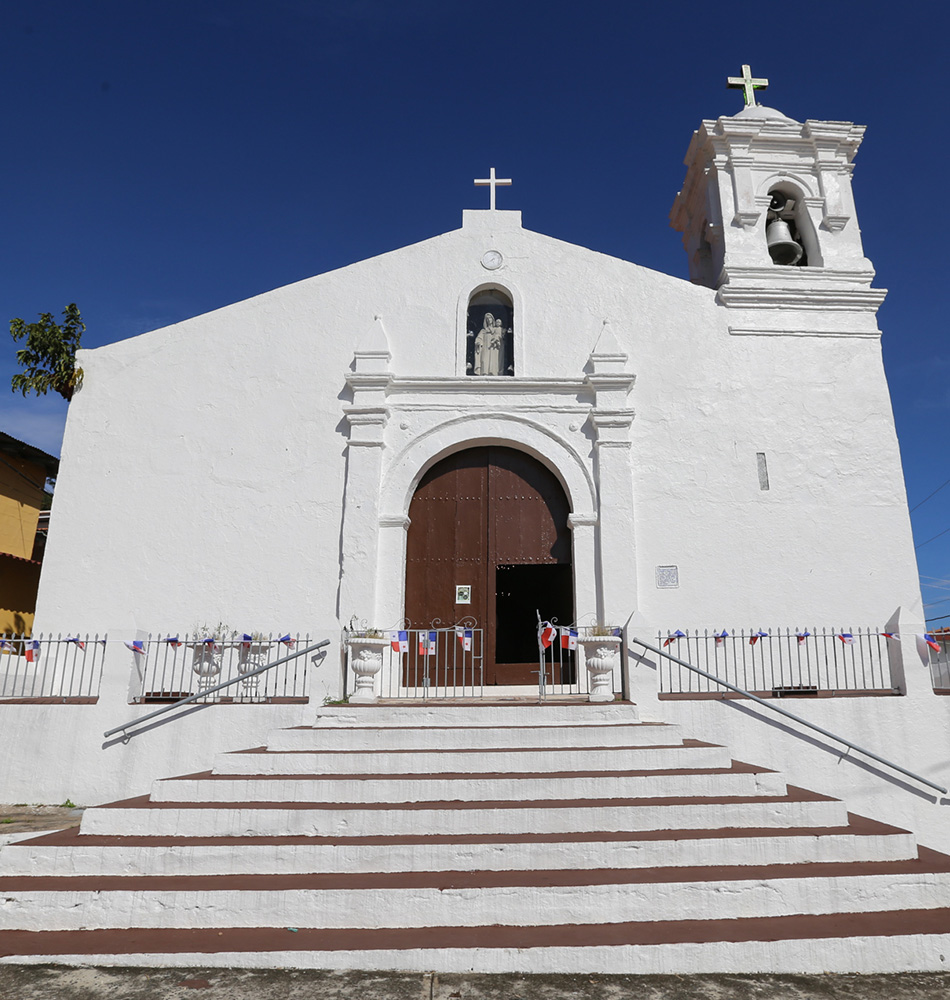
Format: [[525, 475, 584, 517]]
[[2, 968, 950, 999]]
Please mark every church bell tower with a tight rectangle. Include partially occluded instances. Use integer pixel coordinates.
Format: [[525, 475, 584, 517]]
[[669, 66, 885, 336]]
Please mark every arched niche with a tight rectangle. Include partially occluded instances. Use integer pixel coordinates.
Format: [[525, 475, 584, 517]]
[[466, 287, 514, 376], [763, 179, 824, 268]]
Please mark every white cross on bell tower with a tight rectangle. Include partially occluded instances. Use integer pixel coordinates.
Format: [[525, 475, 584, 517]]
[[727, 64, 769, 107], [474, 167, 512, 210]]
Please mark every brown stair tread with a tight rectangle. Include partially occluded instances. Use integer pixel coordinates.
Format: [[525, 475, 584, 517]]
[[5, 846, 949, 893], [5, 907, 950, 956], [12, 811, 906, 848]]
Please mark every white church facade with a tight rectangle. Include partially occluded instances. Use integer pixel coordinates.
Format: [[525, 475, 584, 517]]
[[2, 70, 949, 974], [4, 80, 936, 790]]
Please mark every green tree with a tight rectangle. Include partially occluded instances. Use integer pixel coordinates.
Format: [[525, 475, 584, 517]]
[[9, 303, 85, 402]]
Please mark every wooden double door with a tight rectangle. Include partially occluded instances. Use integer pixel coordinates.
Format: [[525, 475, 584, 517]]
[[405, 446, 574, 684]]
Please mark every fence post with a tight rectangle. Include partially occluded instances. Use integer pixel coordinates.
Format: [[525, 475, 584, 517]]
[[884, 607, 912, 694]]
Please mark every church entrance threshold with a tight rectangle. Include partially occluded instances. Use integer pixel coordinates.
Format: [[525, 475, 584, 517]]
[[405, 446, 574, 685]]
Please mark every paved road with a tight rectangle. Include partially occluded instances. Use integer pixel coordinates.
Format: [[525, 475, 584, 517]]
[[2, 969, 950, 1000]]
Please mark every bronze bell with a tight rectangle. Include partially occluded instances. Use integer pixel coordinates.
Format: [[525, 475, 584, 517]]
[[766, 219, 803, 266]]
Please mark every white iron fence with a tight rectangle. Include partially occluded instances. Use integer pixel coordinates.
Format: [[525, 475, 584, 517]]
[[538, 635, 586, 696], [0, 633, 107, 700], [134, 633, 311, 703], [926, 633, 950, 692], [369, 626, 485, 699], [657, 627, 896, 697]]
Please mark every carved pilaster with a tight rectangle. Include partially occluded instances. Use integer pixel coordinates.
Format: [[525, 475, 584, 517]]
[[585, 327, 637, 626], [340, 319, 393, 624]]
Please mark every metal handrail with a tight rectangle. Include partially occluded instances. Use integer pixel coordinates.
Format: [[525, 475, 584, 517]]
[[632, 636, 947, 796], [104, 639, 330, 738]]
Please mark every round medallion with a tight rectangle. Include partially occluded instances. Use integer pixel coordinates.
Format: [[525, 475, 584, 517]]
[[480, 250, 503, 270]]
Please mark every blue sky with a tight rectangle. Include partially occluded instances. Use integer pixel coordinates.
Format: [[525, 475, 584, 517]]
[[2, 0, 948, 621]]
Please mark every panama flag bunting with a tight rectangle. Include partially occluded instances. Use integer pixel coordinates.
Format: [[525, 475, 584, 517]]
[[923, 633, 941, 653], [796, 630, 811, 645], [161, 636, 183, 647], [539, 622, 557, 648], [456, 627, 473, 651], [389, 630, 409, 653], [278, 635, 295, 649], [838, 632, 854, 645], [560, 628, 578, 651], [714, 630, 728, 647], [881, 631, 899, 640], [65, 636, 85, 651], [663, 630, 686, 647], [0, 639, 9, 653], [124, 640, 146, 655], [419, 631, 438, 656], [25, 640, 40, 662], [749, 630, 769, 646]]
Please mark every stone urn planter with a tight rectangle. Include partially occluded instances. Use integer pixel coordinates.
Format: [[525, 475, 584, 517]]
[[188, 641, 222, 695], [579, 634, 622, 703], [347, 636, 388, 703]]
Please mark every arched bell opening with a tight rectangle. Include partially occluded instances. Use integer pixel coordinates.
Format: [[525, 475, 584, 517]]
[[764, 184, 821, 267], [466, 288, 514, 376]]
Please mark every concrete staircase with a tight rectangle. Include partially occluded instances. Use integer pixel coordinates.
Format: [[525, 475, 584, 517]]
[[2, 703, 950, 972]]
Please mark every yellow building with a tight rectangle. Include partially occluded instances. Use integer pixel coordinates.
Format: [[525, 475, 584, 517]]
[[0, 431, 58, 636]]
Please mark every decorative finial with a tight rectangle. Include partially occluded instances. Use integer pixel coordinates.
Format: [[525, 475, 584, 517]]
[[727, 64, 769, 107], [473, 167, 512, 211]]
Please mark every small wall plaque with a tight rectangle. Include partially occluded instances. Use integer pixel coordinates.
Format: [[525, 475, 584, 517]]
[[455, 585, 472, 604], [655, 565, 679, 589]]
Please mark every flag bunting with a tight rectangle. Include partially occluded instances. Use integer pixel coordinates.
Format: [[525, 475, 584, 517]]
[[561, 627, 578, 650], [389, 630, 409, 653]]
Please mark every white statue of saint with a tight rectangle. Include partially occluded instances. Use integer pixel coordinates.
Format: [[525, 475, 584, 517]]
[[473, 311, 506, 376]]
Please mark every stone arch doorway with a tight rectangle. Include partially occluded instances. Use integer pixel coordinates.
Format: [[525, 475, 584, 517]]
[[405, 445, 574, 684]]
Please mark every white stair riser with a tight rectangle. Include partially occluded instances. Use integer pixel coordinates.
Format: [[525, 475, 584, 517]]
[[213, 746, 732, 776], [150, 770, 787, 803], [268, 725, 671, 751], [4, 872, 949, 932], [0, 832, 918, 877], [312, 705, 643, 728], [81, 799, 849, 839], [14, 935, 947, 974]]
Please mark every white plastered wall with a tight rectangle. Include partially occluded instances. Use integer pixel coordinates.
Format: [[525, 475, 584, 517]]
[[1, 205, 937, 817]]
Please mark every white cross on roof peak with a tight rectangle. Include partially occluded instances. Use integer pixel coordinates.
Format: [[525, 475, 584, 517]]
[[474, 167, 512, 211]]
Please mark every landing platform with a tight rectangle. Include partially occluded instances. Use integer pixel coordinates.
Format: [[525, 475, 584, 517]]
[[3, 967, 950, 1000]]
